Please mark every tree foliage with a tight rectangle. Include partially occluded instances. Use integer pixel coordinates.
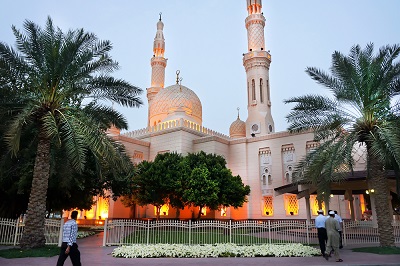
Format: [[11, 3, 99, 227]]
[[122, 153, 184, 219], [0, 128, 135, 218], [182, 151, 250, 219], [0, 17, 142, 248], [285, 43, 400, 247], [123, 151, 250, 220]]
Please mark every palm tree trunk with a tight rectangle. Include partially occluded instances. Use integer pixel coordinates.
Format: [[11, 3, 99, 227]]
[[19, 136, 51, 249], [368, 150, 395, 247]]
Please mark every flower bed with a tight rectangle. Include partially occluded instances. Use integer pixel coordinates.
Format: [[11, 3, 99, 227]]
[[77, 231, 96, 238], [112, 243, 320, 258]]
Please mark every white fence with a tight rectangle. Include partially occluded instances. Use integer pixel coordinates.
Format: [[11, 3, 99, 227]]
[[103, 219, 400, 247], [0, 217, 63, 246], [2, 218, 399, 247]]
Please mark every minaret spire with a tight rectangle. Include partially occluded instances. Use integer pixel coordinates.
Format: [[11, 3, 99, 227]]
[[243, 0, 274, 136], [147, 13, 168, 126]]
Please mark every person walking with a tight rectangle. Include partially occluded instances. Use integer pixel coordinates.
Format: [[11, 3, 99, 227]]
[[325, 210, 343, 262], [334, 210, 343, 249], [315, 209, 327, 257], [57, 210, 81, 266]]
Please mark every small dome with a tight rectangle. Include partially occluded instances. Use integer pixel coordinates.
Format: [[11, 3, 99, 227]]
[[150, 84, 202, 125], [229, 116, 246, 138]]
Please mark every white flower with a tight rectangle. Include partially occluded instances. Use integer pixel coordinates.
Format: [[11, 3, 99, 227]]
[[112, 243, 320, 258]]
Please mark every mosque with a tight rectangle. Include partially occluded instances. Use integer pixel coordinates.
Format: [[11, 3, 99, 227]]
[[75, 0, 375, 223]]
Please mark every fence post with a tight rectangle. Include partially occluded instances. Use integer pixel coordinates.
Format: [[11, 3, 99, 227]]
[[306, 220, 310, 245], [229, 220, 232, 244], [188, 220, 191, 245], [13, 219, 19, 246], [146, 220, 150, 245], [268, 220, 271, 244], [342, 220, 346, 246], [58, 218, 64, 247], [102, 218, 108, 246]]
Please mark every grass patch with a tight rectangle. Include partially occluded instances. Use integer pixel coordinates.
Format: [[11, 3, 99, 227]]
[[352, 246, 400, 255], [121, 228, 290, 245], [0, 245, 59, 258]]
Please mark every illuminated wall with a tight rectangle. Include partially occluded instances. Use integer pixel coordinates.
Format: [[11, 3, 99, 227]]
[[284, 195, 299, 216]]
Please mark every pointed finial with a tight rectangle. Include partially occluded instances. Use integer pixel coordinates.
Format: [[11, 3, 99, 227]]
[[237, 107, 240, 119], [176, 70, 180, 84], [179, 77, 183, 92], [159, 12, 162, 21]]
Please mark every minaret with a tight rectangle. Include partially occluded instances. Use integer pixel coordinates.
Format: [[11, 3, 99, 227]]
[[147, 13, 167, 126], [243, 0, 274, 136]]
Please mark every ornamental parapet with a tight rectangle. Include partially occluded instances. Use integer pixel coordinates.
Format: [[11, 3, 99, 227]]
[[122, 118, 230, 140], [243, 51, 271, 62], [243, 51, 271, 71], [245, 13, 265, 28]]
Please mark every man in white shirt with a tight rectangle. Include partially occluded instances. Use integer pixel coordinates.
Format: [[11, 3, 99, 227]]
[[315, 209, 328, 257], [56, 211, 81, 266], [334, 210, 343, 249]]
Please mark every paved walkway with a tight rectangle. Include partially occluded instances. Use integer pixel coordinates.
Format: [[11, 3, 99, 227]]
[[1, 233, 400, 266]]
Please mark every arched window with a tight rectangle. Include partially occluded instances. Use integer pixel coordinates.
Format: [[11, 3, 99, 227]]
[[247, 82, 250, 104], [285, 172, 290, 183], [262, 175, 267, 186], [267, 79, 271, 102], [260, 78, 264, 103], [252, 79, 256, 101]]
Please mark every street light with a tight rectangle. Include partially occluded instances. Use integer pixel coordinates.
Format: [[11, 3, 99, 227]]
[[366, 189, 375, 194]]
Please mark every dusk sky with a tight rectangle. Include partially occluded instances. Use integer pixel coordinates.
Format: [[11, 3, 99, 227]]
[[1, 1, 399, 134]]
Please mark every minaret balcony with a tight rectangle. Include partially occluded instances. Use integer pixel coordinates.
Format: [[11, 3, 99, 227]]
[[243, 50, 271, 61], [245, 13, 266, 27]]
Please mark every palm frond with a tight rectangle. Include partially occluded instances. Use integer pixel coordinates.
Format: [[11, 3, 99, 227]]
[[82, 103, 128, 130], [88, 76, 143, 107]]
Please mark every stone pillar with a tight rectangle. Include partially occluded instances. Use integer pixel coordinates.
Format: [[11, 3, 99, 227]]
[[345, 190, 355, 221], [353, 196, 362, 220], [348, 196, 355, 221]]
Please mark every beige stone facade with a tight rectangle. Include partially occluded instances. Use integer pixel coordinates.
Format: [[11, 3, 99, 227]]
[[96, 0, 371, 222]]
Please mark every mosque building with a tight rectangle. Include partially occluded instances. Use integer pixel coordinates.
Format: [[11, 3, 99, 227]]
[[77, 0, 374, 222]]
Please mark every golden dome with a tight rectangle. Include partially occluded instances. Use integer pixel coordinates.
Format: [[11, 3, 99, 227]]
[[150, 84, 202, 125], [229, 116, 246, 138]]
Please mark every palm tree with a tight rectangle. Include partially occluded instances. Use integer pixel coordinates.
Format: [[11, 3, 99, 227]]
[[0, 17, 142, 248], [284, 43, 400, 247]]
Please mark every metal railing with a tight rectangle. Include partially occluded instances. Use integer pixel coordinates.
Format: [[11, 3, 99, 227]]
[[102, 219, 400, 246], [0, 217, 63, 246], [2, 217, 399, 247]]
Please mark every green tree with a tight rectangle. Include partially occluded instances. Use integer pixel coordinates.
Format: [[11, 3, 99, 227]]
[[123, 152, 250, 220], [123, 153, 184, 219], [284, 43, 400, 247], [183, 151, 250, 219], [0, 130, 135, 217], [0, 17, 142, 248], [183, 166, 219, 219]]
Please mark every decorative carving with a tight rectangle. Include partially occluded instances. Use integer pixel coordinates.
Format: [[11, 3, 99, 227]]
[[133, 150, 144, 165], [285, 195, 299, 215], [263, 196, 274, 216], [282, 144, 295, 184], [260, 147, 272, 190]]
